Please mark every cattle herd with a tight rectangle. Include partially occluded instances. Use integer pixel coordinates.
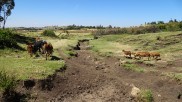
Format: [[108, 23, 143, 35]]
[[122, 50, 161, 60], [27, 36, 160, 61], [27, 37, 53, 60]]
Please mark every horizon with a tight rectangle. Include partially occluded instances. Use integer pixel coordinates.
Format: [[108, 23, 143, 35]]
[[6, 0, 182, 27]]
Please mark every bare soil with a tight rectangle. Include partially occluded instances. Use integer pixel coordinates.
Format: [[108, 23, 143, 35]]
[[3, 40, 182, 102]]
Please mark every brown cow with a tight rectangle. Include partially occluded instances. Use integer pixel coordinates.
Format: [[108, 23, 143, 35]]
[[42, 42, 53, 60], [150, 52, 160, 59], [27, 43, 34, 57], [122, 50, 132, 58], [134, 51, 150, 60]]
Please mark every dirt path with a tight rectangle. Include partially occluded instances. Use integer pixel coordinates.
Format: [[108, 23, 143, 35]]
[[28, 40, 182, 102]]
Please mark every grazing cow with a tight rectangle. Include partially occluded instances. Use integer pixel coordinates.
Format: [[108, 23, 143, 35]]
[[27, 43, 34, 57], [134, 51, 150, 60], [150, 52, 160, 59], [33, 40, 45, 53], [27, 40, 46, 57], [42, 42, 53, 60], [122, 50, 132, 58]]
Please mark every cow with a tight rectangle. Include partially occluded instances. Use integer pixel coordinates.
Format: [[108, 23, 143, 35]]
[[150, 52, 160, 60], [33, 40, 45, 53], [122, 50, 132, 58], [42, 42, 53, 60], [27, 43, 34, 57], [134, 51, 150, 60], [26, 40, 46, 57]]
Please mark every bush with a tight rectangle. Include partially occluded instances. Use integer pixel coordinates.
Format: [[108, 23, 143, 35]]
[[42, 30, 57, 37], [0, 71, 21, 102], [0, 29, 17, 49], [137, 90, 153, 102], [0, 70, 17, 92]]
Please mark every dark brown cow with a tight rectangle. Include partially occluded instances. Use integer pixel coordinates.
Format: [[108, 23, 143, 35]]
[[42, 42, 53, 60]]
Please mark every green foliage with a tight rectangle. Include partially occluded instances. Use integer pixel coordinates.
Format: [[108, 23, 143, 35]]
[[137, 90, 153, 102], [0, 29, 17, 49], [42, 30, 57, 37], [0, 70, 17, 92], [0, 0, 15, 29]]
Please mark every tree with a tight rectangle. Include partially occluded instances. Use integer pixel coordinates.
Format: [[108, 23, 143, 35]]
[[157, 21, 164, 24], [150, 21, 157, 25], [108, 25, 112, 29], [0, 0, 15, 29]]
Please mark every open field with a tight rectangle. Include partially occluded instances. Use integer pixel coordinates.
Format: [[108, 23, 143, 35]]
[[0, 30, 182, 102], [90, 31, 182, 60]]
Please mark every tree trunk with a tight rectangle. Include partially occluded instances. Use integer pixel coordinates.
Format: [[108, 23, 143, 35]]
[[2, 5, 6, 29]]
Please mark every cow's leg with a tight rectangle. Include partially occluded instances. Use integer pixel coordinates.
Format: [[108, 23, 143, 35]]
[[46, 53, 48, 60], [30, 53, 33, 57]]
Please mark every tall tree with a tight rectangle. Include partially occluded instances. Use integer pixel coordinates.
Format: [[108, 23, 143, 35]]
[[0, 0, 15, 29]]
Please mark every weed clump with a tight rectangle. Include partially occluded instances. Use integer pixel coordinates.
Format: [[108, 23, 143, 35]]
[[0, 70, 18, 101], [42, 30, 57, 37], [137, 89, 153, 102]]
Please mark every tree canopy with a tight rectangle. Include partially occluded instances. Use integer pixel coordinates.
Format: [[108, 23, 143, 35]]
[[0, 0, 15, 29]]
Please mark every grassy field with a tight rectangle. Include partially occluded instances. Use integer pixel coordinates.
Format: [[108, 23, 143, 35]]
[[0, 31, 66, 80], [0, 45, 65, 80], [89, 31, 182, 80], [0, 30, 93, 80], [90, 31, 182, 60], [0, 56, 65, 80], [1, 31, 182, 80]]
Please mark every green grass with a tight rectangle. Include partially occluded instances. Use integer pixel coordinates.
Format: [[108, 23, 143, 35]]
[[0, 56, 65, 80], [0, 31, 82, 80], [137, 89, 153, 102], [162, 72, 182, 81], [58, 40, 78, 58], [0, 70, 17, 92], [122, 63, 145, 72], [90, 31, 182, 61], [90, 39, 134, 57]]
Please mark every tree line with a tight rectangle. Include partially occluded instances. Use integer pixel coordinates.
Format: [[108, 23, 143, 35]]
[[92, 19, 182, 36]]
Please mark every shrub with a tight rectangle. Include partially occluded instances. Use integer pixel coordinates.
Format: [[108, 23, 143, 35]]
[[0, 70, 17, 92], [137, 89, 153, 102], [42, 30, 57, 37], [0, 70, 21, 102], [0, 29, 17, 49]]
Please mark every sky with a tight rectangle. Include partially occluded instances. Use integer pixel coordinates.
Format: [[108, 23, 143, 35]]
[[6, 0, 182, 27]]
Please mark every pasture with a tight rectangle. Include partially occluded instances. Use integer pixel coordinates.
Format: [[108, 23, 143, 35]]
[[0, 30, 182, 101], [0, 31, 67, 80]]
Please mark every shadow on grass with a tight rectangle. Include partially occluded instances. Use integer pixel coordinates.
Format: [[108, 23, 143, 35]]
[[14, 34, 35, 44], [50, 56, 62, 61]]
